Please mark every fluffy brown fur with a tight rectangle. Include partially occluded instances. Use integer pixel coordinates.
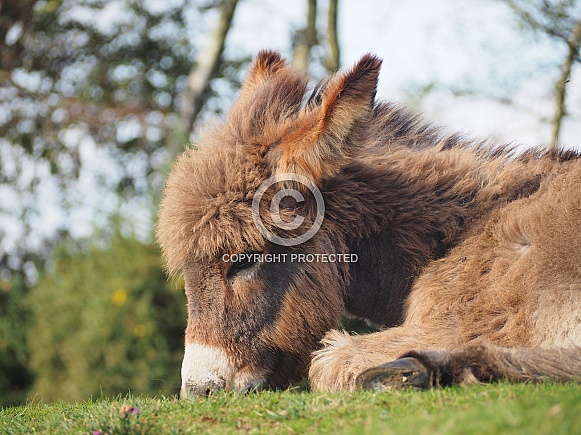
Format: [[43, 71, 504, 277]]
[[157, 50, 581, 395]]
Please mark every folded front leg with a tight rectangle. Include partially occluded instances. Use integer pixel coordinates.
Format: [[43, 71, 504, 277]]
[[309, 326, 433, 392], [356, 344, 581, 391]]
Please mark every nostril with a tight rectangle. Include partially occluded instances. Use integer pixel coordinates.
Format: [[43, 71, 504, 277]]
[[181, 375, 227, 399]]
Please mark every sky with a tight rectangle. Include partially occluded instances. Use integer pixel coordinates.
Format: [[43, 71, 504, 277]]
[[226, 0, 581, 147]]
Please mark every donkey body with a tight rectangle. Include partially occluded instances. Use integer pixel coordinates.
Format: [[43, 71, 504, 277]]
[[157, 50, 581, 398]]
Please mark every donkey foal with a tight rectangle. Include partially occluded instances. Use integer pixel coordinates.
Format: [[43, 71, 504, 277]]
[[157, 50, 581, 397]]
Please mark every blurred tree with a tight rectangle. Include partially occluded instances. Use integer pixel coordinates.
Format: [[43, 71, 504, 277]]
[[503, 0, 581, 146], [26, 233, 186, 402], [176, 0, 239, 158], [292, 0, 318, 71], [0, 0, 246, 274], [0, 0, 38, 72], [291, 0, 341, 72], [0, 0, 188, 279], [325, 0, 340, 71]]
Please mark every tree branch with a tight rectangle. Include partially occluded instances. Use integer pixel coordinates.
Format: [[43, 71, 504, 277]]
[[292, 0, 318, 72], [178, 0, 239, 138], [325, 0, 340, 72], [0, 0, 38, 71], [550, 18, 581, 147]]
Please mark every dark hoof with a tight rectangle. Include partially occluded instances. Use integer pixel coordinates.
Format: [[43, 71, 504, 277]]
[[355, 357, 431, 391]]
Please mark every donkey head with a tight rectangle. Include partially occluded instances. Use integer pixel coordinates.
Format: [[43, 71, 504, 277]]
[[157, 50, 381, 398]]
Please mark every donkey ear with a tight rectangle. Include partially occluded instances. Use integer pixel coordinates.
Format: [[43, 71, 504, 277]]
[[241, 50, 287, 94], [317, 53, 381, 145], [273, 54, 382, 183]]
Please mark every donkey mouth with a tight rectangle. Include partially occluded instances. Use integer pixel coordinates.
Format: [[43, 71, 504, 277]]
[[180, 342, 267, 399], [180, 374, 266, 399]]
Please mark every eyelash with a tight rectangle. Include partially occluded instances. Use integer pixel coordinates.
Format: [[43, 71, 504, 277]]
[[226, 251, 262, 281]]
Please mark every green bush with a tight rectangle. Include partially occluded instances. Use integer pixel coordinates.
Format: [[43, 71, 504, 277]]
[[0, 272, 33, 407], [26, 235, 186, 402]]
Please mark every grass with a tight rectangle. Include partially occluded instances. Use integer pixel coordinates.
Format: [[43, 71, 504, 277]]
[[1, 382, 581, 434]]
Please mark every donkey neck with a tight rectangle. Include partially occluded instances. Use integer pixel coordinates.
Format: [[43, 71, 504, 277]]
[[345, 229, 422, 326], [335, 145, 541, 327]]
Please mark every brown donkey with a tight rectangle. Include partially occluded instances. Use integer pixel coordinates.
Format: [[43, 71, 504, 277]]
[[157, 50, 581, 398]]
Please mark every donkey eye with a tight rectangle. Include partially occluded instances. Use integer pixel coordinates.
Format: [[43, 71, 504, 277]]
[[227, 251, 262, 279]]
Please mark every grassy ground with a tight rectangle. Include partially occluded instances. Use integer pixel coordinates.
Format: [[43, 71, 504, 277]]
[[1, 382, 580, 434]]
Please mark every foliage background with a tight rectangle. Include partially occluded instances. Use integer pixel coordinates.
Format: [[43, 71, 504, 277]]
[[27, 233, 185, 402]]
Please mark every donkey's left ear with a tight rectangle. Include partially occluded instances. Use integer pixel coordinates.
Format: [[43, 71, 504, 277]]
[[273, 54, 382, 184]]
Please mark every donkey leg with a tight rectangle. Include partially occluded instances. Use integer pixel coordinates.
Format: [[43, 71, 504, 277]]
[[355, 356, 433, 391], [358, 344, 581, 391], [309, 326, 431, 392]]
